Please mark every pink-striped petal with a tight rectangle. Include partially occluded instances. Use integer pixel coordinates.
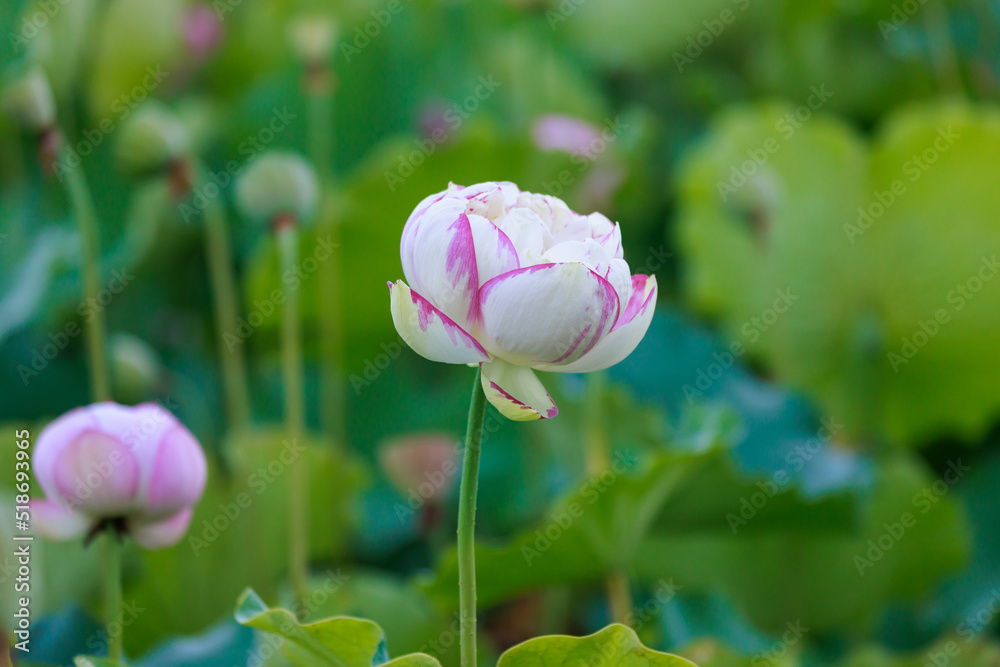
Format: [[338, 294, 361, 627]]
[[30, 499, 90, 541], [479, 262, 619, 367], [129, 508, 193, 550], [480, 359, 558, 422], [540, 274, 657, 373], [468, 214, 520, 284], [409, 206, 482, 329], [496, 208, 553, 265], [389, 280, 491, 365]]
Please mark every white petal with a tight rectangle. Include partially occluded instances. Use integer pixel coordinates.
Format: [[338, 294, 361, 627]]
[[516, 192, 575, 234], [480, 359, 558, 421], [496, 208, 553, 265], [31, 499, 91, 541], [479, 262, 619, 367], [401, 191, 454, 290], [586, 212, 616, 243], [389, 281, 491, 365], [129, 508, 193, 550], [596, 221, 624, 259], [460, 181, 520, 220], [606, 257, 632, 309], [540, 274, 657, 373]]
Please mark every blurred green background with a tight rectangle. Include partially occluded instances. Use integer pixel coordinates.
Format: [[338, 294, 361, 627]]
[[3, 0, 1000, 665]]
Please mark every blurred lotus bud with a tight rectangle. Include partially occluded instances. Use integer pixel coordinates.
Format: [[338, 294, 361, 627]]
[[182, 4, 223, 58], [1, 64, 56, 131], [379, 433, 459, 504], [288, 15, 337, 65], [417, 101, 454, 144], [110, 333, 163, 403], [531, 114, 601, 157], [236, 152, 319, 228], [31, 402, 208, 550], [116, 101, 190, 177]]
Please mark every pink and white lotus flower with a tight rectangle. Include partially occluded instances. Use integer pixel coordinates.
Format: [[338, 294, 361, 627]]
[[389, 181, 657, 421], [31, 402, 208, 550]]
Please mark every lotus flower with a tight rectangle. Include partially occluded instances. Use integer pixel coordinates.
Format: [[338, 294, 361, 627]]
[[31, 402, 207, 550], [389, 182, 657, 421]]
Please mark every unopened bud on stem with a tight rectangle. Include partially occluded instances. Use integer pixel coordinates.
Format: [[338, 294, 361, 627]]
[[236, 151, 319, 229]]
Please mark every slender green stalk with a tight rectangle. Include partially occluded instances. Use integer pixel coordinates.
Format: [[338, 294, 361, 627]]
[[277, 223, 308, 604], [104, 533, 123, 661], [457, 368, 487, 667], [63, 161, 110, 402], [306, 85, 334, 183], [201, 182, 252, 429], [607, 569, 633, 626], [306, 75, 345, 447], [924, 3, 963, 96]]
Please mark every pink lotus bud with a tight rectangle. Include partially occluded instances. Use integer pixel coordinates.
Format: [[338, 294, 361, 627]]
[[379, 433, 459, 503], [31, 402, 208, 550], [531, 114, 602, 157], [182, 5, 223, 58], [417, 101, 454, 144]]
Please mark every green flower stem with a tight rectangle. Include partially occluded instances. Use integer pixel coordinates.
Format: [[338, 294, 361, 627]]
[[201, 181, 252, 429], [607, 569, 633, 626], [63, 160, 110, 402], [104, 533, 123, 661], [923, 3, 962, 96], [277, 222, 309, 604], [458, 367, 487, 667], [306, 77, 345, 447]]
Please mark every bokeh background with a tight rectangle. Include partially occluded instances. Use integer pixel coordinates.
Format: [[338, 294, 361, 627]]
[[3, 0, 1000, 665]]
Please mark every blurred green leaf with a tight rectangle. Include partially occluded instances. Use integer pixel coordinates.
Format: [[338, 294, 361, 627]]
[[87, 0, 185, 121], [0, 226, 79, 344], [74, 658, 127, 667], [234, 588, 442, 667], [295, 571, 455, 666], [676, 639, 799, 667], [420, 448, 716, 610], [677, 101, 1000, 445], [496, 623, 695, 667], [634, 453, 970, 635], [235, 588, 382, 667], [839, 636, 1000, 667]]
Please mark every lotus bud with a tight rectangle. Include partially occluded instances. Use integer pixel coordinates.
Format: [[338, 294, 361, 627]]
[[31, 402, 208, 550], [288, 15, 337, 66], [1, 64, 56, 132], [379, 433, 459, 504], [236, 152, 319, 229], [531, 114, 601, 157], [116, 101, 190, 177], [182, 5, 223, 58], [418, 101, 454, 144], [109, 333, 163, 403]]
